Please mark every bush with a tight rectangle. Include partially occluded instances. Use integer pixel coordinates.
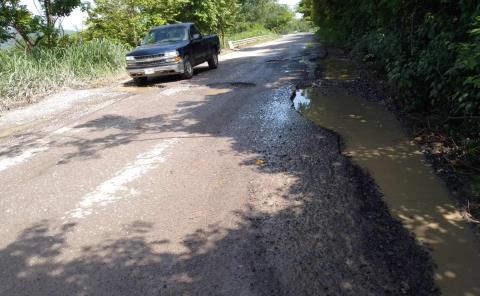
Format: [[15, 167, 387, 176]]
[[303, 0, 480, 170]]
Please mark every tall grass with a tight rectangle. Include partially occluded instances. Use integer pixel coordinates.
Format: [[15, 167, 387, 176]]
[[226, 27, 274, 42], [0, 40, 128, 108]]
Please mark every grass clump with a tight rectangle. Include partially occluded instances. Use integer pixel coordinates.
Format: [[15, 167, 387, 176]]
[[226, 27, 274, 42], [0, 39, 128, 109]]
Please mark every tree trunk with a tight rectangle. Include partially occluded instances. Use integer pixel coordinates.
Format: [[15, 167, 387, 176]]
[[13, 25, 34, 50], [43, 0, 53, 47], [221, 28, 225, 47]]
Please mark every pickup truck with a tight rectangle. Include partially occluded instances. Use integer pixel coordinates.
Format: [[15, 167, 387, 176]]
[[125, 23, 220, 85]]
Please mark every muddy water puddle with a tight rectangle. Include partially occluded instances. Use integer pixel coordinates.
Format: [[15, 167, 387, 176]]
[[293, 74, 480, 294], [320, 58, 358, 81]]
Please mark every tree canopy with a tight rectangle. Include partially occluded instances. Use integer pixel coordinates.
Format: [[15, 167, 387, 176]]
[[1, 0, 305, 49], [0, 0, 83, 48], [83, 0, 295, 46], [0, 0, 41, 48]]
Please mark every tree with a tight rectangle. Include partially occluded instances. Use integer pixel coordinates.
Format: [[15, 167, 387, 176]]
[[215, 0, 239, 46], [300, 0, 480, 148], [83, 0, 298, 47], [84, 0, 239, 46], [263, 3, 293, 33], [84, 0, 179, 46], [177, 0, 238, 44], [297, 0, 313, 22], [238, 0, 272, 24], [0, 0, 83, 49], [38, 0, 83, 47], [0, 0, 42, 49], [236, 0, 294, 33]]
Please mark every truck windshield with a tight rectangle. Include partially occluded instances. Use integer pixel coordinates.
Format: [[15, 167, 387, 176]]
[[142, 27, 188, 45]]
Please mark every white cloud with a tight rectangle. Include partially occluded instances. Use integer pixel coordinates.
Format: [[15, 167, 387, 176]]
[[20, 0, 89, 31], [278, 0, 301, 9]]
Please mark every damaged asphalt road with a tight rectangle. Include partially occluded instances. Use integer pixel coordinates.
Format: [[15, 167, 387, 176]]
[[0, 34, 437, 295]]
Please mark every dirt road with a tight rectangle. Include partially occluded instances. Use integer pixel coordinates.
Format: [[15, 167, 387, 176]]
[[0, 34, 437, 295]]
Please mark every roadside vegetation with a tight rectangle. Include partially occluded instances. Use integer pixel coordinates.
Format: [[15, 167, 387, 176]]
[[300, 0, 480, 216], [0, 40, 127, 108], [223, 25, 274, 45], [0, 0, 311, 109]]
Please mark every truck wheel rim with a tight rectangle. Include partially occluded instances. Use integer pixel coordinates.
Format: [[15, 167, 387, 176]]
[[186, 61, 193, 75]]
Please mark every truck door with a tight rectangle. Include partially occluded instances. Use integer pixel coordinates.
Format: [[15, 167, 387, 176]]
[[190, 25, 206, 64]]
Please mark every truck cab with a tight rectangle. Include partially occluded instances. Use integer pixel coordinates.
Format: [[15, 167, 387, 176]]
[[125, 23, 220, 85]]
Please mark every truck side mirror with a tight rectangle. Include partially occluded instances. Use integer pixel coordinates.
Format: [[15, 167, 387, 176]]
[[192, 34, 200, 40]]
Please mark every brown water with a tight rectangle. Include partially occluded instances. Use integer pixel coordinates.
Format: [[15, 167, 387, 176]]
[[293, 60, 480, 295], [321, 58, 358, 81]]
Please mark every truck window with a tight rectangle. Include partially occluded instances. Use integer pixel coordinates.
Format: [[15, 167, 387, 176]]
[[142, 26, 188, 45], [190, 25, 202, 39]]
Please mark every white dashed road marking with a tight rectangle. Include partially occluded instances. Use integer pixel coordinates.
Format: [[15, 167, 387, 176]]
[[0, 145, 48, 173], [65, 139, 178, 220]]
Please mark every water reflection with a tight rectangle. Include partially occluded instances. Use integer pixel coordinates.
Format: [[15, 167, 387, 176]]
[[294, 86, 480, 296], [292, 89, 310, 111], [321, 58, 359, 81]]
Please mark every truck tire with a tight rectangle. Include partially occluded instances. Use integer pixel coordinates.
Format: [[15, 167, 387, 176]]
[[208, 52, 219, 69], [182, 57, 194, 79], [133, 77, 148, 86]]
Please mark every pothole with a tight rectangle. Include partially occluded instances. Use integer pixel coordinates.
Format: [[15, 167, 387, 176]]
[[122, 81, 166, 88], [207, 82, 256, 88], [150, 84, 167, 88], [266, 55, 304, 63], [266, 58, 287, 63], [231, 82, 256, 88], [290, 85, 480, 294]]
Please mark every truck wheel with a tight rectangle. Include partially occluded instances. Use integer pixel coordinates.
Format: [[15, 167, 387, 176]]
[[208, 53, 218, 69], [182, 57, 194, 79], [133, 77, 148, 86]]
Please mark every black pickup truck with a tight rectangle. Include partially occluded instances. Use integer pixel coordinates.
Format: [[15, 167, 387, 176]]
[[125, 23, 220, 85]]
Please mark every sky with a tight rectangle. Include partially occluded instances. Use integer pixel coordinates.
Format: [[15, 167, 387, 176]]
[[20, 0, 301, 31], [20, 0, 88, 31], [278, 0, 301, 9]]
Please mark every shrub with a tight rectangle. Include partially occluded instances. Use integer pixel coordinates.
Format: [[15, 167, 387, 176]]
[[303, 0, 480, 172]]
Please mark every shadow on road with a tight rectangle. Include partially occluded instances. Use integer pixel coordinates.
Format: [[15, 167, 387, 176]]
[[0, 173, 436, 295]]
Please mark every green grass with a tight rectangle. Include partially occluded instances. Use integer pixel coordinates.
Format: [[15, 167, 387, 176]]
[[0, 39, 128, 109], [0, 29, 279, 109], [226, 27, 274, 42]]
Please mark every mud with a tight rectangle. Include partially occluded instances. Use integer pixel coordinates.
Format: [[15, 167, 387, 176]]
[[246, 85, 437, 295], [293, 54, 480, 295], [320, 58, 358, 81]]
